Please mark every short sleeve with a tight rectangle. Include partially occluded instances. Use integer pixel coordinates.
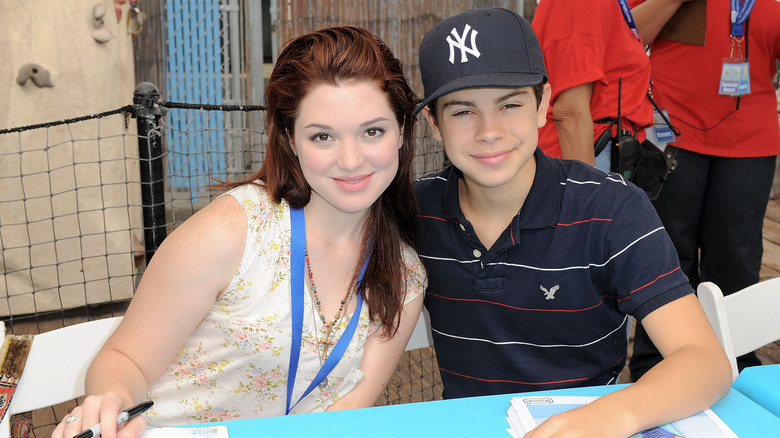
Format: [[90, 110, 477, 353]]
[[401, 244, 427, 305], [607, 189, 693, 320]]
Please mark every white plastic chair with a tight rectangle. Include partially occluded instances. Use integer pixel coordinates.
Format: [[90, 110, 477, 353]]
[[697, 279, 780, 382], [405, 309, 433, 351], [0, 316, 123, 438]]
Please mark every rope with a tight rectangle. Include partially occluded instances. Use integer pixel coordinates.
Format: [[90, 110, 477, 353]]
[[0, 101, 270, 136], [0, 105, 135, 135], [0, 94, 437, 136], [160, 101, 266, 111]]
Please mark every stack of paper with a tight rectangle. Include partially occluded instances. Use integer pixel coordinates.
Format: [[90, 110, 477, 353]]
[[506, 396, 738, 438]]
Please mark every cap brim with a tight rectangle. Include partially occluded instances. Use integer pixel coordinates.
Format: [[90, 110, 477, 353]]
[[413, 72, 546, 115]]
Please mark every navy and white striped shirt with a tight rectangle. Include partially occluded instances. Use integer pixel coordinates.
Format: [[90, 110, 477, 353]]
[[415, 148, 691, 398]]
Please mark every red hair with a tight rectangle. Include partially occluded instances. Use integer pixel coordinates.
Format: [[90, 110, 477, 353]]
[[221, 26, 418, 336]]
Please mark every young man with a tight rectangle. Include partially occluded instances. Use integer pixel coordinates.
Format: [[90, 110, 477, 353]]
[[413, 8, 730, 437]]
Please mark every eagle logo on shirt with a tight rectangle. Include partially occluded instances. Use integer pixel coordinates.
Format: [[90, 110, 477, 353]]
[[541, 284, 559, 300]]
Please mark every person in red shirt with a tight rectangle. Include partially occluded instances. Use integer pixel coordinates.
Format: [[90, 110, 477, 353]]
[[532, 0, 652, 171], [628, 0, 780, 380]]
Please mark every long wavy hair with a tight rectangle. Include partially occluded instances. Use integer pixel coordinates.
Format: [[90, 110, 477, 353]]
[[219, 26, 418, 336]]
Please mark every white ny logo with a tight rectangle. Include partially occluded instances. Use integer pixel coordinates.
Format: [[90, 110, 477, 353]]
[[446, 24, 481, 64]]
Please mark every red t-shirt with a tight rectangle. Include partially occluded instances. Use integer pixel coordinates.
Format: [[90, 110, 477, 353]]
[[630, 0, 780, 157], [532, 0, 653, 158]]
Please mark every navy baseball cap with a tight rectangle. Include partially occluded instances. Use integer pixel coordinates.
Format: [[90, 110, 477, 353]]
[[414, 8, 548, 115]]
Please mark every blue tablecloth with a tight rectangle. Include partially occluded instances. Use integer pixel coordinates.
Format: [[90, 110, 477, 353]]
[[175, 381, 780, 437], [734, 363, 780, 418]]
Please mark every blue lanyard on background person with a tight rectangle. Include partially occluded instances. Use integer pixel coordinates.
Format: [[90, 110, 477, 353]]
[[615, 0, 647, 80], [286, 206, 367, 415], [616, 0, 640, 41], [613, 0, 680, 139], [730, 0, 756, 38]]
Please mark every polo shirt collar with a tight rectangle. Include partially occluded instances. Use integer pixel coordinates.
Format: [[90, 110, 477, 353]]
[[440, 147, 562, 229], [441, 165, 464, 220], [518, 148, 562, 229]]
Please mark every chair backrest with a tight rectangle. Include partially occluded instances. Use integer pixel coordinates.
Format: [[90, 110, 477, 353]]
[[697, 279, 780, 381], [405, 309, 433, 351], [0, 316, 122, 438]]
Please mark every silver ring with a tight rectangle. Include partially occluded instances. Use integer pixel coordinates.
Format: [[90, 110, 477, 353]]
[[65, 415, 82, 425]]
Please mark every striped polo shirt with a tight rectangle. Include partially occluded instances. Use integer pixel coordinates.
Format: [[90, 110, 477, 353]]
[[414, 148, 691, 398]]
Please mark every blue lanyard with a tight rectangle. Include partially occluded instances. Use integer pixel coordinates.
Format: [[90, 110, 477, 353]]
[[285, 206, 367, 415], [616, 0, 640, 41], [615, 0, 653, 88], [731, 0, 755, 38]]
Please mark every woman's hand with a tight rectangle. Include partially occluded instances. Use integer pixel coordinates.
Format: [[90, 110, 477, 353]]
[[52, 393, 148, 438]]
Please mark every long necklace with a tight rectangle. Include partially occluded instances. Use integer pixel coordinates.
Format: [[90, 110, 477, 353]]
[[305, 243, 359, 363], [307, 288, 353, 391]]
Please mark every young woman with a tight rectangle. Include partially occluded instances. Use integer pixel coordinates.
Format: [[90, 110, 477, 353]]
[[55, 26, 425, 438]]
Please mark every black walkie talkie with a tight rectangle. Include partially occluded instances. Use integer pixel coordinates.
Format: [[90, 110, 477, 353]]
[[613, 77, 640, 180]]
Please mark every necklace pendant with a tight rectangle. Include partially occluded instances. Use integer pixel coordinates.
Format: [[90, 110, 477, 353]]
[[318, 377, 328, 390]]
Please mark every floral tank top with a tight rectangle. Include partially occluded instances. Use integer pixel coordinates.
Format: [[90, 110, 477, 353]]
[[144, 184, 426, 424]]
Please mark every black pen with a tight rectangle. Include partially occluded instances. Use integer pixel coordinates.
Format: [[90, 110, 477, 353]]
[[73, 401, 154, 438]]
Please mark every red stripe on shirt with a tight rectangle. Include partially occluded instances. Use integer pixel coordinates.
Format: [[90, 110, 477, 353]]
[[439, 367, 593, 386], [426, 291, 609, 312], [439, 353, 628, 386], [618, 267, 682, 302], [555, 218, 613, 227], [417, 214, 454, 222]]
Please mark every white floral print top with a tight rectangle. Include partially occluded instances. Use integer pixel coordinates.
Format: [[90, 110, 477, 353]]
[[144, 184, 426, 425]]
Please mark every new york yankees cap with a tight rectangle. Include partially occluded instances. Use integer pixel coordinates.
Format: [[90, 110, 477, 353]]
[[414, 8, 548, 115]]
